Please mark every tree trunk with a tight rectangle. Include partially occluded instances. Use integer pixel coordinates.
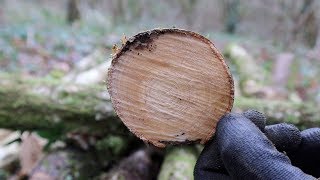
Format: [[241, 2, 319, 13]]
[[222, 0, 240, 33], [271, 52, 294, 98], [66, 0, 80, 24], [292, 0, 317, 47]]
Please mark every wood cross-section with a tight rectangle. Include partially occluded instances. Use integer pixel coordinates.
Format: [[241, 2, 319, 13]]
[[108, 29, 234, 147]]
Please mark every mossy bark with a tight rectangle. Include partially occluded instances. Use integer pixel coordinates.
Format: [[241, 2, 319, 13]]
[[0, 73, 318, 134], [224, 43, 265, 96], [0, 74, 126, 136], [157, 146, 200, 180], [234, 97, 320, 128]]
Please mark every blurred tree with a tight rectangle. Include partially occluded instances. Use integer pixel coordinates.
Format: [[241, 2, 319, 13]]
[[292, 0, 317, 47], [66, 0, 80, 24], [279, 0, 318, 48], [178, 0, 197, 28], [126, 0, 143, 22], [110, 0, 125, 24], [0, 0, 4, 24], [222, 0, 240, 34], [88, 0, 98, 8], [110, 0, 142, 25], [271, 53, 294, 98]]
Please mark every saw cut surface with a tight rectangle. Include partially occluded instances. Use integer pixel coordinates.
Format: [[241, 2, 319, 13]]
[[108, 29, 234, 147]]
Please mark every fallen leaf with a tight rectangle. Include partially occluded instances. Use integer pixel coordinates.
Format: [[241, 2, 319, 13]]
[[19, 133, 43, 177]]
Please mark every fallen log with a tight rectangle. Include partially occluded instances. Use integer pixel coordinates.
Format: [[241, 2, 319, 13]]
[[223, 44, 307, 103], [0, 73, 125, 136], [158, 146, 200, 180], [0, 73, 318, 135], [234, 97, 320, 128], [224, 43, 265, 96]]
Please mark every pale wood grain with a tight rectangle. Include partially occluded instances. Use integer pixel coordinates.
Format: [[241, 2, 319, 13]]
[[108, 29, 234, 147]]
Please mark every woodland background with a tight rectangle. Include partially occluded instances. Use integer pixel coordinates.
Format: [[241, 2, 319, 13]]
[[0, 0, 319, 179]]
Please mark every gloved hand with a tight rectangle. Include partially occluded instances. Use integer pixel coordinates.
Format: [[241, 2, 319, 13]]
[[194, 110, 320, 180]]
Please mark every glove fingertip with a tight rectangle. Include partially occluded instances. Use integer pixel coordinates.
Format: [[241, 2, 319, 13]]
[[300, 128, 320, 146], [265, 123, 301, 152], [242, 109, 266, 131], [194, 137, 228, 179]]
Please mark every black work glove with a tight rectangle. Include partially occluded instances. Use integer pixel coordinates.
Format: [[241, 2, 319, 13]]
[[194, 110, 320, 180]]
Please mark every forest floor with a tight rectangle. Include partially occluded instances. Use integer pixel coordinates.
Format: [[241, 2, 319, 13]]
[[1, 1, 320, 179]]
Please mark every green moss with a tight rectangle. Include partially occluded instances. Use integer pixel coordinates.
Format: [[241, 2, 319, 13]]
[[0, 169, 9, 180], [158, 146, 198, 180], [0, 73, 126, 136], [95, 135, 127, 156], [234, 97, 320, 128]]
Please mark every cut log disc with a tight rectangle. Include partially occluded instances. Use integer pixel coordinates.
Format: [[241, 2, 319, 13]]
[[107, 29, 234, 147]]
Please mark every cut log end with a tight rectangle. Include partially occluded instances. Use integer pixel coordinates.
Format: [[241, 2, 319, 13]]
[[107, 29, 234, 147]]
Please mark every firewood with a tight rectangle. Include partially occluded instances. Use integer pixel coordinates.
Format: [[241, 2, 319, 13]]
[[107, 29, 234, 147]]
